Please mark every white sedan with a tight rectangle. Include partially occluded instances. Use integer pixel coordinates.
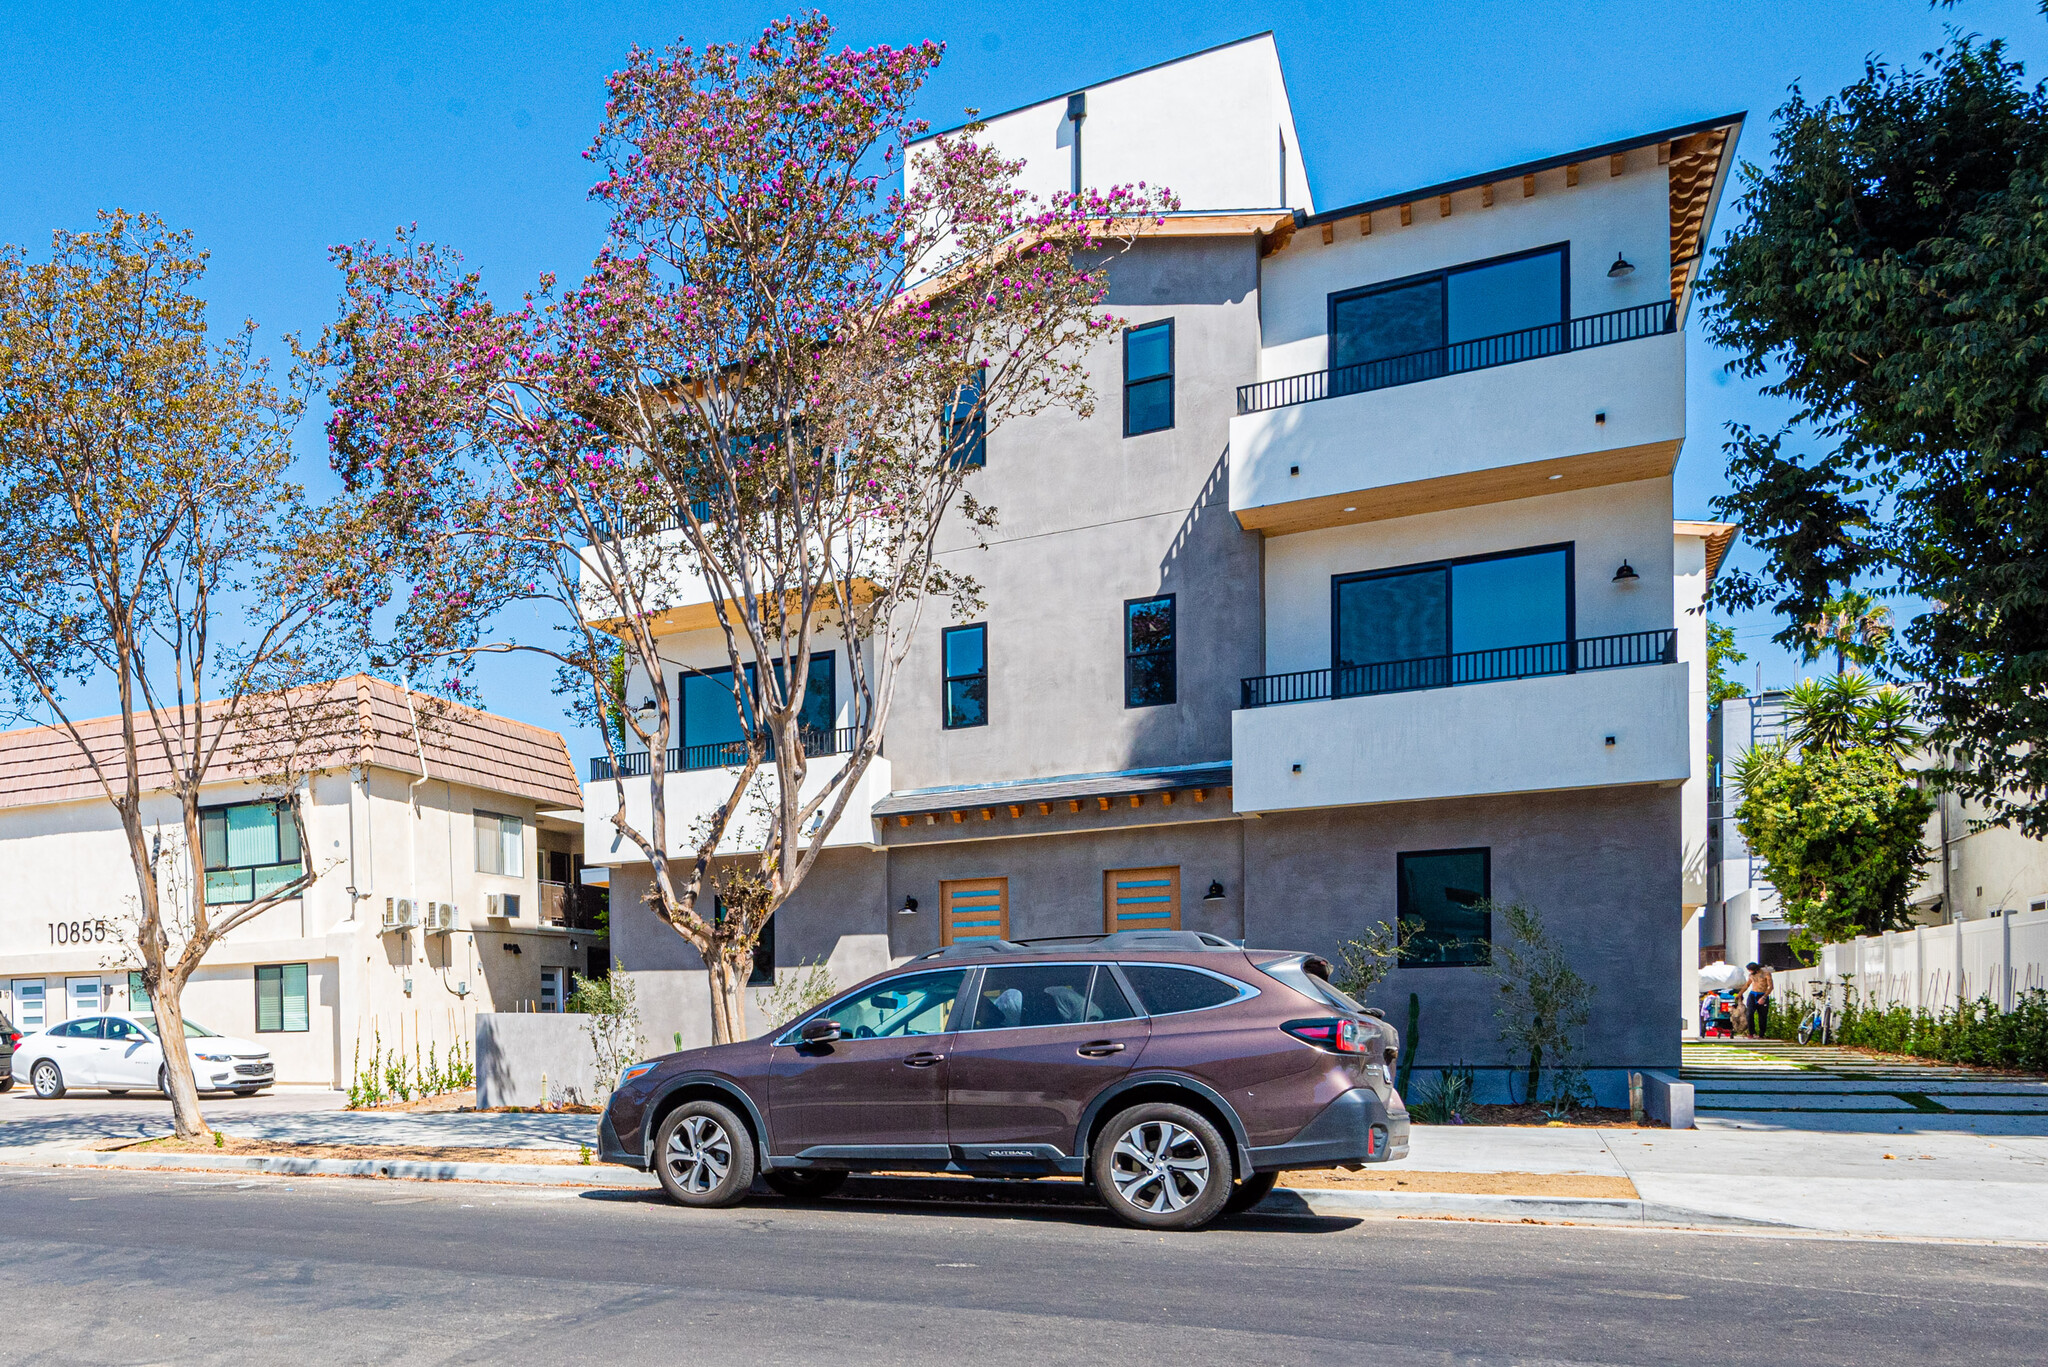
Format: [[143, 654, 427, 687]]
[[15, 1012, 275, 1099]]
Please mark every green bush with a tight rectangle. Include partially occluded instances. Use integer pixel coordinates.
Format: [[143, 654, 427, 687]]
[[1776, 983, 2048, 1070]]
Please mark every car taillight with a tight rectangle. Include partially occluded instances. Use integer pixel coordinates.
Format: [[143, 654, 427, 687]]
[[5, 1033, 17, 1049], [1283, 1017, 1370, 1054]]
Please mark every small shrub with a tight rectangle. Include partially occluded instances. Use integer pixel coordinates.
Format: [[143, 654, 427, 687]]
[[757, 957, 839, 1031], [1410, 1064, 1476, 1124]]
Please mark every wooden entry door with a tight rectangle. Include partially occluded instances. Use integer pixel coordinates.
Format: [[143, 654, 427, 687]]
[[1104, 867, 1180, 933], [941, 878, 1010, 945]]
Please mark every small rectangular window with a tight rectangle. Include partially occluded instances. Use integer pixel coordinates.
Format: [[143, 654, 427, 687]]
[[1124, 595, 1176, 707], [942, 624, 988, 729], [1123, 320, 1174, 436], [941, 878, 1009, 945], [254, 963, 309, 1032], [128, 970, 152, 1015], [1398, 848, 1491, 967], [1104, 867, 1180, 932], [945, 367, 986, 469], [199, 801, 304, 905], [476, 811, 524, 876]]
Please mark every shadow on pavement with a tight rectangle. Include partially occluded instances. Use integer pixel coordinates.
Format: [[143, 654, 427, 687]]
[[575, 1174, 1362, 1234]]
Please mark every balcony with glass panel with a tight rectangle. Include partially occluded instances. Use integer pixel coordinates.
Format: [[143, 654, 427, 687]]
[[1230, 246, 1686, 536], [1231, 544, 1688, 812]]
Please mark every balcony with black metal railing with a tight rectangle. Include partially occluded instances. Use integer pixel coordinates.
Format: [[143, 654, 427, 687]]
[[1237, 301, 1675, 416], [1239, 629, 1678, 709], [588, 725, 865, 782]]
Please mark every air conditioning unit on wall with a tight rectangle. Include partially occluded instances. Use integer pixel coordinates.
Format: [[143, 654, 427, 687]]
[[422, 902, 457, 934], [487, 893, 522, 920], [382, 897, 420, 932]]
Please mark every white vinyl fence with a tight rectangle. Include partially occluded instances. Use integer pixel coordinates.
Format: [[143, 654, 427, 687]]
[[1778, 907, 2048, 1012]]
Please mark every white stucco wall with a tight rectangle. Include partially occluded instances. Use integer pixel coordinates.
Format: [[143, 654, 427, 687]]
[[1257, 155, 1674, 378], [0, 764, 586, 1087], [906, 32, 1308, 213], [1258, 477, 1677, 676], [1232, 661, 1690, 814]]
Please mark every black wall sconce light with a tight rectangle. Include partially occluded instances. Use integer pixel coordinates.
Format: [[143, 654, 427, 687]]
[[1607, 252, 1635, 278], [1612, 561, 1640, 584], [898, 895, 919, 916], [1203, 881, 1226, 902], [504, 942, 523, 954]]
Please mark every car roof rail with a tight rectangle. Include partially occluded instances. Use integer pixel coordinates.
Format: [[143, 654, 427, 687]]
[[1091, 930, 1240, 951], [910, 939, 1031, 961]]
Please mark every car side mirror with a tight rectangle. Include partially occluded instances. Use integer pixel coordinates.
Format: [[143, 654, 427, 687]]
[[799, 1019, 843, 1046]]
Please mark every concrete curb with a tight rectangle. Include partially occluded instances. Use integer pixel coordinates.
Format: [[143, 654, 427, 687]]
[[4, 1149, 655, 1188], [5, 1149, 1786, 1229], [1260, 1186, 1791, 1229]]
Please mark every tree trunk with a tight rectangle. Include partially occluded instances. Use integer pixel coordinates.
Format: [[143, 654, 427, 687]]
[[706, 952, 749, 1045], [151, 971, 210, 1140], [1524, 1041, 1543, 1108]]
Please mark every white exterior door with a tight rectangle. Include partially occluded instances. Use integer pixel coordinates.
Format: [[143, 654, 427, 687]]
[[10, 980, 46, 1030], [67, 977, 101, 1019], [539, 969, 562, 1014]]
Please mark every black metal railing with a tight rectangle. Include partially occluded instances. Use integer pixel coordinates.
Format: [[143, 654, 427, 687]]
[[587, 500, 715, 544], [1239, 629, 1677, 709], [1235, 300, 1676, 415], [588, 724, 865, 781]]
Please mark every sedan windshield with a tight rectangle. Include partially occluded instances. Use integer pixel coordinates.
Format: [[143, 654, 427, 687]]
[[135, 1016, 219, 1038]]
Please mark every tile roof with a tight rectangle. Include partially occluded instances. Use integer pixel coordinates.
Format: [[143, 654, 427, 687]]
[[0, 675, 580, 812]]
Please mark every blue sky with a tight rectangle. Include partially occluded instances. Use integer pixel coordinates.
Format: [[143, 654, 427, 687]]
[[4, 0, 2044, 756]]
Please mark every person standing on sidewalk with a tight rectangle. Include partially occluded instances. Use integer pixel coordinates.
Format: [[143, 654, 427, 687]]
[[1744, 962, 1775, 1038]]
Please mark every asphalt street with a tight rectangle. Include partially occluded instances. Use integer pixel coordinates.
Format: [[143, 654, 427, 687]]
[[1, 1167, 2042, 1366]]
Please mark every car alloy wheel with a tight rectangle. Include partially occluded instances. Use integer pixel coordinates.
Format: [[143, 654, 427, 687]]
[[653, 1099, 756, 1208], [1092, 1101, 1233, 1231], [31, 1060, 65, 1100]]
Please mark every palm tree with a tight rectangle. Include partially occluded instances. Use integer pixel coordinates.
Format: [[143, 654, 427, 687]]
[[1799, 590, 1893, 673], [1784, 672, 1923, 756]]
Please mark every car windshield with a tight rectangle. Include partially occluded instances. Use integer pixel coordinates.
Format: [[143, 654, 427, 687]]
[[135, 1016, 219, 1038]]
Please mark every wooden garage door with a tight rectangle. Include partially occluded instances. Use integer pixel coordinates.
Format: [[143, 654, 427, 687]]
[[941, 878, 1009, 946], [1104, 867, 1180, 933]]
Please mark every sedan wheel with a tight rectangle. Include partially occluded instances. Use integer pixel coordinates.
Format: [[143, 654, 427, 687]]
[[653, 1100, 756, 1208], [31, 1060, 65, 1100], [1092, 1102, 1232, 1231], [763, 1168, 849, 1201]]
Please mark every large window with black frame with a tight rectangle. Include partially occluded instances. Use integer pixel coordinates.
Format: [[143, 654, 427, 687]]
[[1332, 544, 1572, 697], [1124, 594, 1176, 707], [1123, 319, 1174, 436], [1397, 847, 1491, 967]]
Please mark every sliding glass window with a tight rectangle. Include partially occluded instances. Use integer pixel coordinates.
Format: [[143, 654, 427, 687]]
[[1332, 545, 1572, 697], [678, 653, 833, 761], [199, 802, 304, 905], [1329, 245, 1567, 392]]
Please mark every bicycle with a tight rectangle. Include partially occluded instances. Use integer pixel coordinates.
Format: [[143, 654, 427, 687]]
[[1797, 994, 1836, 1045]]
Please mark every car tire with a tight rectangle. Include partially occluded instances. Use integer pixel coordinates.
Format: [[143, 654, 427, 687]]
[[653, 1100, 756, 1208], [1222, 1170, 1280, 1216], [157, 1066, 170, 1097], [31, 1060, 65, 1100], [762, 1168, 849, 1201], [1092, 1102, 1233, 1232]]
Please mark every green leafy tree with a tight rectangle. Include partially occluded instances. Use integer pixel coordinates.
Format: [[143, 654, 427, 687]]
[[1707, 620, 1750, 706], [1701, 31, 2048, 835], [1733, 676, 1932, 955], [1480, 902, 1594, 1112]]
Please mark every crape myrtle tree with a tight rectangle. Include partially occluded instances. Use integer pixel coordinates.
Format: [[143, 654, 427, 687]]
[[1702, 27, 2048, 834], [322, 15, 1173, 1043], [0, 213, 373, 1137]]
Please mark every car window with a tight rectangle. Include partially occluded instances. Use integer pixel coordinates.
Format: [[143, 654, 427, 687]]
[[811, 970, 966, 1039], [969, 964, 1098, 1030], [1120, 965, 1247, 1016], [1087, 967, 1139, 1022], [54, 1018, 105, 1040], [105, 1018, 145, 1042]]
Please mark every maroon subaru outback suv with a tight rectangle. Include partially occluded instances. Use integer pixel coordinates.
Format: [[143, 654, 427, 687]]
[[598, 930, 1410, 1230]]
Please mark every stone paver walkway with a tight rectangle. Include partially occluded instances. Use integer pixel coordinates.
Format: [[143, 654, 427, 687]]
[[1682, 1040, 2048, 1133]]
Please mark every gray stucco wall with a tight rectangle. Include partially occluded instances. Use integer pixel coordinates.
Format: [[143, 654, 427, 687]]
[[475, 1013, 604, 1108], [882, 236, 1266, 790]]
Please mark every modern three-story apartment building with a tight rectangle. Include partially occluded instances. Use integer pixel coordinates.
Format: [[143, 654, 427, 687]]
[[588, 35, 1741, 1102]]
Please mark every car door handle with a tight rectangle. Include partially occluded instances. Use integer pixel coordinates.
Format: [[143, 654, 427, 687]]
[[902, 1051, 944, 1067], [1077, 1041, 1125, 1057]]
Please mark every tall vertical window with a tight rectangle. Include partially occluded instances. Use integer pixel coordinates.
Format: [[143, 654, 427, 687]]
[[943, 624, 988, 729], [1332, 545, 1572, 696], [128, 971, 152, 1015], [1124, 595, 1176, 707], [475, 811, 525, 876], [200, 802, 304, 905], [945, 367, 986, 469], [1397, 848, 1491, 967], [1123, 320, 1174, 436], [254, 963, 310, 1032]]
